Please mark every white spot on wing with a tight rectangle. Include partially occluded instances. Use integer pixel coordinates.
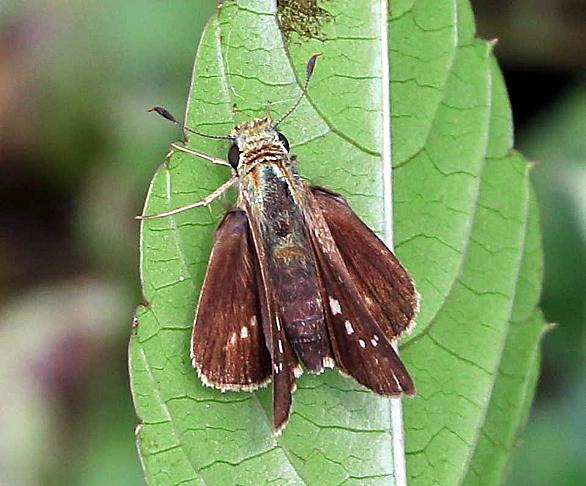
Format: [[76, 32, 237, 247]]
[[329, 297, 342, 315], [274, 363, 279, 374], [229, 332, 237, 345], [278, 339, 284, 353], [250, 315, 257, 327], [344, 320, 354, 335], [276, 316, 282, 331], [359, 339, 366, 348], [240, 326, 249, 338], [371, 338, 378, 347]]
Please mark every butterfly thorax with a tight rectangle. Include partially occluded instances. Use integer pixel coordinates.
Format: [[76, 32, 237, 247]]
[[231, 117, 291, 175]]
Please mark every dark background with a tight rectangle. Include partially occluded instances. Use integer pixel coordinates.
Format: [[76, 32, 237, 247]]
[[0, 1, 584, 484]]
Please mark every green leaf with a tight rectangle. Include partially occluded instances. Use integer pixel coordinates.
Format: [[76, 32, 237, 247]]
[[129, 0, 544, 484], [462, 189, 545, 485]]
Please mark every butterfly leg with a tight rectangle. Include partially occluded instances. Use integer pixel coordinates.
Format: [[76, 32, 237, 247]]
[[170, 143, 232, 168], [136, 174, 238, 220]]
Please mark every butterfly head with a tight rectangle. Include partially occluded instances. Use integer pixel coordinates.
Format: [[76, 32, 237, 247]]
[[227, 117, 290, 170]]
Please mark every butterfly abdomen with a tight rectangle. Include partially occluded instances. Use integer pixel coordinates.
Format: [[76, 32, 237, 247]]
[[241, 162, 333, 374]]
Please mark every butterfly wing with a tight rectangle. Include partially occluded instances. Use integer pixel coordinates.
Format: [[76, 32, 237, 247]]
[[244, 206, 303, 435], [312, 187, 419, 339], [191, 210, 272, 391], [263, 308, 300, 435], [305, 188, 416, 395]]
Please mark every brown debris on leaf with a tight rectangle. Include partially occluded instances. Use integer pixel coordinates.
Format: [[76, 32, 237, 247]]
[[277, 0, 331, 40]]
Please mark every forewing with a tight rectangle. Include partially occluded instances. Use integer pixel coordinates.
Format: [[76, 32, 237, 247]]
[[246, 208, 301, 434], [191, 210, 271, 391], [305, 190, 415, 395], [266, 312, 300, 435], [312, 187, 419, 340]]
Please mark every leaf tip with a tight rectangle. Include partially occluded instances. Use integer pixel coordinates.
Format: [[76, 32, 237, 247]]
[[528, 159, 541, 170], [542, 322, 558, 336]]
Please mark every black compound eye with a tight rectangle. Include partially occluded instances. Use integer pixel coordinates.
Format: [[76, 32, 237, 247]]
[[277, 132, 290, 152], [228, 144, 241, 169]]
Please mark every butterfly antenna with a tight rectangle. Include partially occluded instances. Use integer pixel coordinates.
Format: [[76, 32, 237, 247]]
[[274, 53, 321, 128], [148, 106, 232, 140]]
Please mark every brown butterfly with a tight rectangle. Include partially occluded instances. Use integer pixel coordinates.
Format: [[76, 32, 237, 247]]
[[139, 55, 419, 435]]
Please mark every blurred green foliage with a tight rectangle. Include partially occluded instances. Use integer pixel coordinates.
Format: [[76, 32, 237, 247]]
[[506, 81, 586, 486], [1, 1, 217, 485]]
